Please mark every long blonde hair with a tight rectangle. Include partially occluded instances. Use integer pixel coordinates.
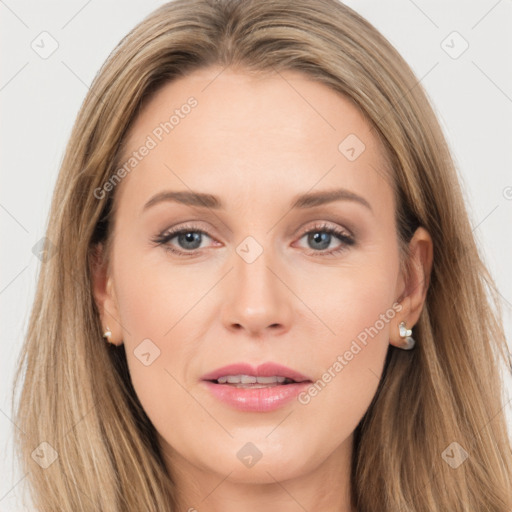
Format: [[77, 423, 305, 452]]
[[12, 0, 512, 510]]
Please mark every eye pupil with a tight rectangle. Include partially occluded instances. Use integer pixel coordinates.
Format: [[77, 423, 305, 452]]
[[178, 231, 202, 249], [308, 231, 331, 250]]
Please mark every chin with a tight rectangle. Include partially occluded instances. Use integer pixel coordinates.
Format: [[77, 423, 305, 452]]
[[205, 440, 314, 483]]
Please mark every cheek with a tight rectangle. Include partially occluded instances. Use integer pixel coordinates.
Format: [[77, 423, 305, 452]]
[[113, 244, 205, 338], [288, 237, 400, 431], [292, 235, 400, 349], [296, 266, 396, 428], [111, 249, 213, 428]]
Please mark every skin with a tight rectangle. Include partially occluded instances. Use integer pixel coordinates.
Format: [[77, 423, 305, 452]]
[[93, 65, 433, 512]]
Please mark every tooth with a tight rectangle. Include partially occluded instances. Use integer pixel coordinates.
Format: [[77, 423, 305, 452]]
[[232, 383, 278, 388], [215, 374, 292, 385], [255, 376, 279, 384]]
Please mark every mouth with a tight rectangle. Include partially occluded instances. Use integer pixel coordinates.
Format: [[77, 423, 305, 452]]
[[201, 362, 313, 388], [200, 363, 313, 412]]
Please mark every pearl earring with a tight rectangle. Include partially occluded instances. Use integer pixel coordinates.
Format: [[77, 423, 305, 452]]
[[102, 326, 112, 343], [398, 321, 416, 350]]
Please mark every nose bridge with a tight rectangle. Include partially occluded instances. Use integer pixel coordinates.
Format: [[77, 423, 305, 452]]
[[237, 236, 276, 299], [221, 233, 292, 334]]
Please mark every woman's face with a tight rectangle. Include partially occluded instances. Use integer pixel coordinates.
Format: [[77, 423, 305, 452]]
[[95, 65, 424, 493]]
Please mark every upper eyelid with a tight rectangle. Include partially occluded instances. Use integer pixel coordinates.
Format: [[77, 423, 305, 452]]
[[298, 221, 352, 236], [160, 220, 350, 235]]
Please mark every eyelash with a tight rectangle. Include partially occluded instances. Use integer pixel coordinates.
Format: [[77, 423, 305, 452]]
[[151, 221, 355, 258]]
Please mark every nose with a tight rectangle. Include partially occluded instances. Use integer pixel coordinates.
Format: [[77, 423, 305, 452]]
[[221, 243, 293, 337]]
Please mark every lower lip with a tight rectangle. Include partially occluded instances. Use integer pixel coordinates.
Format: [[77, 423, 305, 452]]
[[202, 381, 311, 412]]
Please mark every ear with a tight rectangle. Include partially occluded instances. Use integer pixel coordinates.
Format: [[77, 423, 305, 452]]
[[389, 227, 433, 348], [90, 243, 123, 346]]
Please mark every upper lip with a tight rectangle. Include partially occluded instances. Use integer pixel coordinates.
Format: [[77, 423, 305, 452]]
[[201, 362, 312, 383]]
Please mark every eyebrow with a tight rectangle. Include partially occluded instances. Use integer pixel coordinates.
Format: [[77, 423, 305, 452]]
[[142, 187, 373, 213]]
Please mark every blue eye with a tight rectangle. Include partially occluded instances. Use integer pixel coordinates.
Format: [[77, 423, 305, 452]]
[[152, 224, 212, 256], [296, 222, 355, 256], [167, 231, 204, 251], [152, 221, 355, 257]]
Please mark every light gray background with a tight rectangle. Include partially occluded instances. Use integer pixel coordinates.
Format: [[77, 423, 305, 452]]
[[1, 1, 511, 509]]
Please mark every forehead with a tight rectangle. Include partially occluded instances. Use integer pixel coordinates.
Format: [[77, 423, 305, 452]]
[[112, 65, 393, 217]]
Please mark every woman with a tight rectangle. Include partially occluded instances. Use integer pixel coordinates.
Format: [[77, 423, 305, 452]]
[[13, 0, 512, 510]]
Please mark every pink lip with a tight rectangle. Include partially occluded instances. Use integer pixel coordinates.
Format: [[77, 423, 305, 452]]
[[201, 362, 311, 383], [200, 362, 312, 413], [202, 381, 311, 412]]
